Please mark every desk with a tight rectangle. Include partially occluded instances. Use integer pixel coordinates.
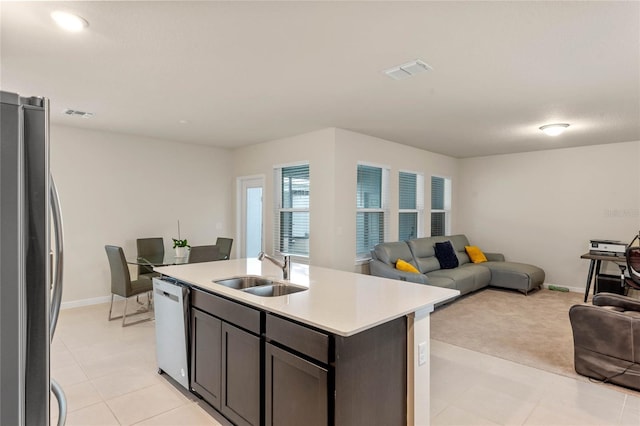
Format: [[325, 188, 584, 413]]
[[580, 252, 626, 302]]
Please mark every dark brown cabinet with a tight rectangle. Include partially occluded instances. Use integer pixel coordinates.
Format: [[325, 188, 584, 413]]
[[191, 289, 261, 426], [221, 322, 261, 426], [190, 308, 222, 409], [265, 343, 328, 426], [265, 313, 407, 426], [190, 288, 407, 426]]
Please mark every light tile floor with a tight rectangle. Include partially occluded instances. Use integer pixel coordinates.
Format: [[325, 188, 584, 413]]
[[52, 302, 640, 425]]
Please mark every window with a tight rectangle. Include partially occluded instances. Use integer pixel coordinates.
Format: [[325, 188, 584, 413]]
[[274, 164, 310, 258], [399, 171, 424, 241], [356, 164, 388, 259], [431, 176, 451, 236]]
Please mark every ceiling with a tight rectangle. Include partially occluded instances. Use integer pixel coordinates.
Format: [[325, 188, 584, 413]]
[[2, 1, 639, 158]]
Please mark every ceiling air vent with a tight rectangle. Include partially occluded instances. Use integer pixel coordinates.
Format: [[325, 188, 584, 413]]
[[384, 59, 433, 80], [63, 109, 94, 118]]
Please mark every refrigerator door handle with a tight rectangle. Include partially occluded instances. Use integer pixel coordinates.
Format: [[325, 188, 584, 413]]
[[49, 175, 64, 339], [49, 176, 67, 426]]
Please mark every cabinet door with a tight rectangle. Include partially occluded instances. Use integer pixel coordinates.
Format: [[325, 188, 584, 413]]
[[221, 322, 261, 426], [190, 309, 222, 410], [265, 343, 328, 426]]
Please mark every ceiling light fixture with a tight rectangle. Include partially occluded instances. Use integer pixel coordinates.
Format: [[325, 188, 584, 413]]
[[539, 123, 570, 136], [384, 59, 432, 80], [63, 109, 94, 119], [51, 11, 89, 32]]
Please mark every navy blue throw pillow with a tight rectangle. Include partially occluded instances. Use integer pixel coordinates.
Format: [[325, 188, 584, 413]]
[[434, 241, 459, 269]]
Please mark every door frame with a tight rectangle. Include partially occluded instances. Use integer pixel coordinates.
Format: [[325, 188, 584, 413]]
[[236, 175, 265, 259]]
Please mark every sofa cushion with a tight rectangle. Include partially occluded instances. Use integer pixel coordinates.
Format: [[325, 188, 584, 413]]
[[396, 259, 419, 274], [373, 241, 415, 266], [428, 266, 483, 295], [484, 261, 545, 293], [435, 241, 459, 269], [408, 237, 445, 273], [465, 245, 488, 263]]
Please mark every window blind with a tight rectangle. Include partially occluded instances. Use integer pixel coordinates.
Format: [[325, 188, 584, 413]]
[[356, 164, 388, 258], [275, 164, 310, 257], [430, 176, 449, 237], [399, 172, 424, 241]]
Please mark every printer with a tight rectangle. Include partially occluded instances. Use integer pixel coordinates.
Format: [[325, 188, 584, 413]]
[[589, 239, 628, 257]]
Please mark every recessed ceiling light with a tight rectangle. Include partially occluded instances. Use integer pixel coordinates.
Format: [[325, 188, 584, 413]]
[[384, 60, 433, 80], [178, 119, 189, 125], [539, 123, 570, 136], [51, 11, 89, 32]]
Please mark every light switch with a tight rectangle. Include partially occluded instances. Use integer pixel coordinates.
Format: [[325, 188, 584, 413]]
[[418, 342, 427, 366]]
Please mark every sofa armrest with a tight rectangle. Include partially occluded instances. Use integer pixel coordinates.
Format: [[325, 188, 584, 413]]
[[593, 293, 640, 311], [484, 252, 505, 262], [369, 259, 430, 285]]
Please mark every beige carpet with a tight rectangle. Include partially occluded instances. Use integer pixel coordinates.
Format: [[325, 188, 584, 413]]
[[431, 287, 584, 378]]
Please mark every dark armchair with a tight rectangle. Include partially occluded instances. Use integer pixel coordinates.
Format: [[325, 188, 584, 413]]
[[105, 245, 153, 327], [215, 237, 233, 260], [569, 292, 640, 391], [188, 245, 220, 263], [136, 237, 164, 280]]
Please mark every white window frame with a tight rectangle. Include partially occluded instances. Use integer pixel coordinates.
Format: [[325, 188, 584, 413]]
[[430, 175, 452, 236], [356, 162, 390, 263], [398, 170, 424, 241], [274, 161, 310, 263]]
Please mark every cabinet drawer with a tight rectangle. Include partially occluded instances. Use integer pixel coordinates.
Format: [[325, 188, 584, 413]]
[[191, 288, 261, 335], [266, 314, 329, 364]]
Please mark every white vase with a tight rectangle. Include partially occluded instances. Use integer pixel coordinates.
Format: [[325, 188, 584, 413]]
[[175, 247, 188, 258]]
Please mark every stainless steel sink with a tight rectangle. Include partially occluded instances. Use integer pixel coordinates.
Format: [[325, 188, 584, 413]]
[[213, 276, 308, 297], [214, 276, 273, 289], [242, 283, 307, 297]]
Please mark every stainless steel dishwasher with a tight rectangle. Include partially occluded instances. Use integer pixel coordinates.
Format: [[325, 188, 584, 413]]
[[153, 277, 190, 390]]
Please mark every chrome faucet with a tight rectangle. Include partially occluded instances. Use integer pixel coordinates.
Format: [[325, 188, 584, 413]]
[[258, 252, 290, 280]]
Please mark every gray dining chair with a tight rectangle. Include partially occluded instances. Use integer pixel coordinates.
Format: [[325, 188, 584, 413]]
[[105, 245, 153, 327], [215, 237, 233, 260], [188, 245, 220, 263], [136, 237, 164, 280]]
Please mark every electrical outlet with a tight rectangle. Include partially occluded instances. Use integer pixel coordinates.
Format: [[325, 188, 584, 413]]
[[418, 342, 427, 365]]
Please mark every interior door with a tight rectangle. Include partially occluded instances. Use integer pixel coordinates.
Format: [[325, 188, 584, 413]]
[[239, 177, 264, 258]]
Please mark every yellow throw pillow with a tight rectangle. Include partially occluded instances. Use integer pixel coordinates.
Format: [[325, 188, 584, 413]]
[[396, 259, 420, 274], [465, 245, 488, 263]]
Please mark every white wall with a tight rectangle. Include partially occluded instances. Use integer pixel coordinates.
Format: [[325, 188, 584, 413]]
[[457, 141, 640, 290], [332, 129, 459, 272], [232, 127, 459, 273], [51, 125, 233, 306]]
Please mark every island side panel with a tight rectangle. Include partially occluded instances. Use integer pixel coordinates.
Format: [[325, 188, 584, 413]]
[[407, 307, 432, 426], [334, 316, 407, 426]]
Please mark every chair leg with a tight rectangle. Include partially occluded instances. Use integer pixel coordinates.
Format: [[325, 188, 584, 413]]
[[122, 298, 128, 327], [108, 293, 152, 326], [108, 294, 117, 321], [122, 295, 153, 327]]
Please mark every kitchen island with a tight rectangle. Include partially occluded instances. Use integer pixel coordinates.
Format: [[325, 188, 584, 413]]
[[155, 259, 459, 426]]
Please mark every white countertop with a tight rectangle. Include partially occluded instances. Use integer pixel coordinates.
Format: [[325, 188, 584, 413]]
[[155, 259, 459, 337]]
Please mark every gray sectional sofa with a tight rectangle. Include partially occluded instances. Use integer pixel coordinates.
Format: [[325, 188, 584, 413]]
[[369, 234, 545, 298]]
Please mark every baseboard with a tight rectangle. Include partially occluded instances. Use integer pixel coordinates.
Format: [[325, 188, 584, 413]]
[[542, 283, 584, 294], [61, 295, 111, 310]]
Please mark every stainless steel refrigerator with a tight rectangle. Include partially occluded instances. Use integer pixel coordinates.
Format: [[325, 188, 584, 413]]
[[1, 91, 66, 425]]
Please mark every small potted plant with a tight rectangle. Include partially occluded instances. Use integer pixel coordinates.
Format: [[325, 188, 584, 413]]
[[173, 220, 190, 258], [173, 238, 190, 258]]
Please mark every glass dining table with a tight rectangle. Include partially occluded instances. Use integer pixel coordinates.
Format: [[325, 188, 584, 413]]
[[126, 254, 189, 268]]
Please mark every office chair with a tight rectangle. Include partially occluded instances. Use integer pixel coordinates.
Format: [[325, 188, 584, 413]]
[[136, 237, 164, 280], [188, 245, 220, 264], [105, 245, 153, 327], [215, 237, 233, 260]]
